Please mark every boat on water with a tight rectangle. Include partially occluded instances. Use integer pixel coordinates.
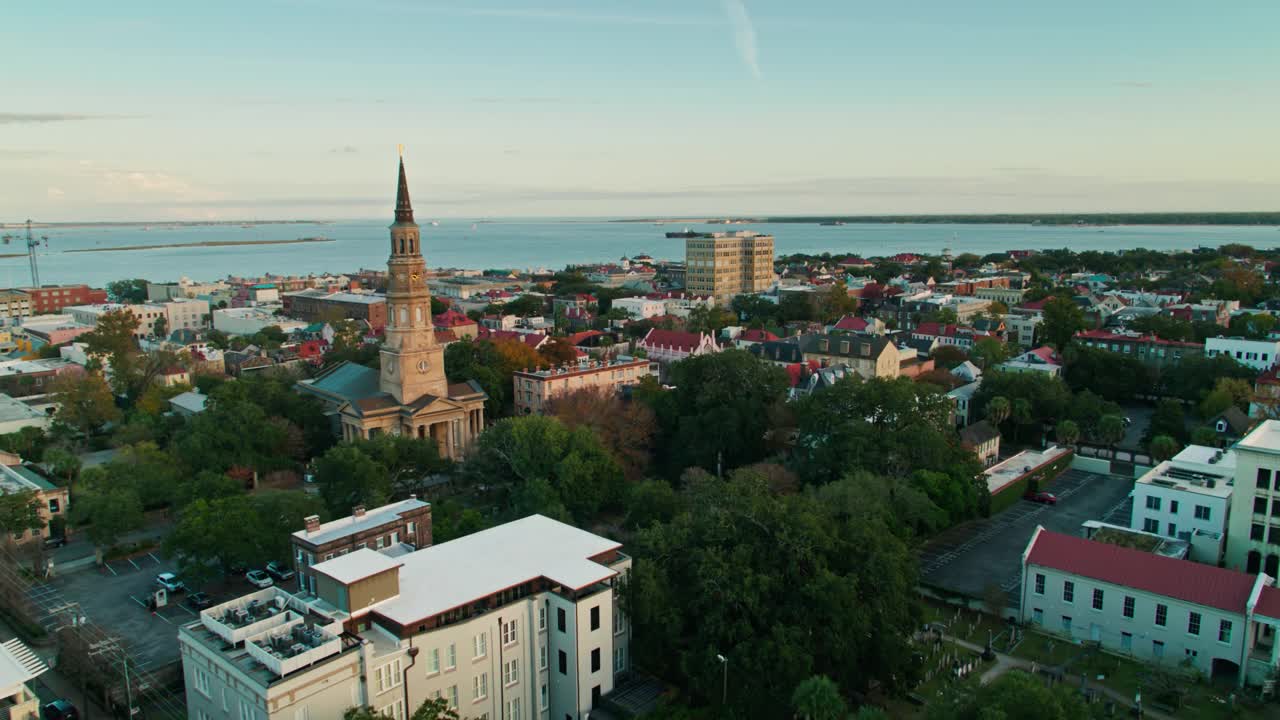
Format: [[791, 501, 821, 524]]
[[240, 223, 254, 229], [819, 221, 846, 226], [430, 220, 440, 227], [665, 227, 702, 239]]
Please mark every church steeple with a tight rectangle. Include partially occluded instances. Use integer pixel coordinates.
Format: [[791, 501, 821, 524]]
[[395, 153, 415, 224]]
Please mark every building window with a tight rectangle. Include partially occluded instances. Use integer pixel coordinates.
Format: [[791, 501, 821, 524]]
[[614, 608, 625, 635], [590, 606, 600, 631], [1063, 581, 1074, 603], [427, 648, 440, 674], [1155, 604, 1167, 627], [1167, 522, 1177, 537], [538, 606, 547, 631], [1034, 573, 1045, 595], [1254, 523, 1267, 541], [1032, 608, 1043, 624], [1153, 640, 1164, 658], [474, 633, 487, 659], [1091, 589, 1104, 611], [448, 685, 458, 709], [1256, 497, 1269, 515], [193, 666, 211, 697], [1188, 612, 1201, 636], [540, 645, 548, 670], [446, 643, 457, 670], [1219, 620, 1233, 644], [1194, 505, 1211, 521], [1061, 616, 1072, 632], [1123, 596, 1135, 618], [1169, 500, 1179, 514], [591, 648, 601, 673], [1270, 527, 1280, 546], [1259, 468, 1273, 490], [503, 659, 519, 686], [1145, 496, 1161, 511], [240, 700, 257, 720], [1143, 518, 1159, 533], [558, 650, 567, 675], [502, 619, 519, 646], [541, 683, 549, 710], [378, 701, 405, 720], [1121, 632, 1132, 651], [376, 659, 403, 692], [557, 607, 566, 632], [504, 699, 521, 720], [473, 672, 488, 701], [614, 645, 626, 672]]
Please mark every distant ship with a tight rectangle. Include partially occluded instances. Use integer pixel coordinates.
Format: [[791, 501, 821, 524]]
[[665, 228, 700, 238], [430, 220, 440, 227], [240, 223, 254, 228], [819, 221, 846, 226]]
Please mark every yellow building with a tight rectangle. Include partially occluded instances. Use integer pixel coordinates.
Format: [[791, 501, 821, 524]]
[[685, 231, 774, 302]]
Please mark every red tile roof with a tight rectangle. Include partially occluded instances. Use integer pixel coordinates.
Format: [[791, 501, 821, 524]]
[[1256, 586, 1280, 620], [1075, 329, 1201, 349], [479, 329, 548, 348], [739, 328, 780, 343], [566, 330, 604, 346], [1019, 299, 1047, 311], [433, 309, 475, 328], [1026, 528, 1258, 614], [833, 315, 870, 332], [1027, 346, 1060, 364], [641, 329, 712, 353]]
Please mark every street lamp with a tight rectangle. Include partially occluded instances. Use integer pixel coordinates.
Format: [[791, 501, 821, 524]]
[[715, 653, 728, 707]]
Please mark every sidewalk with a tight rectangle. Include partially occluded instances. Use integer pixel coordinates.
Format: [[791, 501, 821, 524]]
[[51, 521, 171, 572], [948, 635, 1174, 720]]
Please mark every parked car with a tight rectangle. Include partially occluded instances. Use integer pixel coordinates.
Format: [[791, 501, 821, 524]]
[[42, 700, 79, 720], [266, 561, 295, 582], [1024, 491, 1058, 505], [246, 570, 274, 589], [154, 572, 186, 594], [187, 591, 214, 610], [43, 535, 67, 550]]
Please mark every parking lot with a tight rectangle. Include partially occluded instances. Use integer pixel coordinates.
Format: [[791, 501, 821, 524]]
[[44, 554, 263, 671], [919, 469, 1134, 610]]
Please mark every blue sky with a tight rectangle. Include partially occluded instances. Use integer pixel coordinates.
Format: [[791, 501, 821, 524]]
[[4, 0, 1279, 220]]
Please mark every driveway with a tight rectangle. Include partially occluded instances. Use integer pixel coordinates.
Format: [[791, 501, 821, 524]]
[[919, 469, 1134, 609], [1118, 404, 1153, 451]]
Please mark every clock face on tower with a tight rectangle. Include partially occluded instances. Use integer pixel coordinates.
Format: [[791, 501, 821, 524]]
[[416, 359, 430, 373]]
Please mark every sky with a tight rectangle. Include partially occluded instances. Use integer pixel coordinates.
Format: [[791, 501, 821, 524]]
[[4, 0, 1280, 221]]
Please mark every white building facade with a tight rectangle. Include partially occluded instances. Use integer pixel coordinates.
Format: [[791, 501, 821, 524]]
[[180, 514, 631, 720], [610, 297, 665, 320], [1226, 421, 1280, 577], [1020, 527, 1280, 687], [1130, 445, 1234, 564], [1206, 336, 1280, 371]]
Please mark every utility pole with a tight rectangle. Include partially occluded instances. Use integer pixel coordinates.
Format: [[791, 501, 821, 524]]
[[89, 639, 135, 717], [715, 653, 728, 707]]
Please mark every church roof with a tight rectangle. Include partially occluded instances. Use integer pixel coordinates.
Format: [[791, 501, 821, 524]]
[[395, 155, 414, 224], [305, 361, 381, 403]]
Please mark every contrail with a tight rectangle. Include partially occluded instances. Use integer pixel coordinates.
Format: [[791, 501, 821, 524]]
[[721, 0, 760, 79]]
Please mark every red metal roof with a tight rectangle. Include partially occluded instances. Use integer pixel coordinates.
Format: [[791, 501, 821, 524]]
[[1075, 329, 1201, 348], [739, 328, 780, 342], [1256, 586, 1280, 620], [833, 315, 870, 332], [641, 328, 711, 352], [1026, 529, 1257, 614], [433, 309, 475, 328]]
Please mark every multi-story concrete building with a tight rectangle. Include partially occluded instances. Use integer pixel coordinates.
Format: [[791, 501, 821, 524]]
[[1075, 329, 1202, 369], [1020, 526, 1280, 687], [972, 285, 1026, 305], [1206, 336, 1280, 371], [1003, 312, 1042, 346], [611, 297, 665, 320], [291, 498, 433, 595], [1130, 445, 1234, 564], [0, 452, 68, 543], [181, 514, 631, 720], [0, 290, 32, 320], [283, 290, 388, 331], [212, 307, 309, 336], [64, 302, 167, 340], [684, 231, 774, 302], [513, 357, 654, 415], [160, 298, 211, 334], [1226, 421, 1280, 577]]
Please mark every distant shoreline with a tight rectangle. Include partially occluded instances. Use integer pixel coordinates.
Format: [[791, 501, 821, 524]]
[[613, 212, 1280, 227], [65, 237, 336, 253], [1, 220, 326, 230]]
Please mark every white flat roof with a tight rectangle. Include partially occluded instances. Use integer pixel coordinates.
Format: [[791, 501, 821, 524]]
[[1237, 420, 1280, 455], [1136, 460, 1233, 499], [0, 638, 46, 691], [292, 498, 428, 546], [372, 514, 621, 625], [1171, 444, 1237, 472], [313, 548, 403, 585]]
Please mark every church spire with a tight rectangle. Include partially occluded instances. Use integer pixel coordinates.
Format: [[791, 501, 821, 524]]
[[395, 151, 414, 224]]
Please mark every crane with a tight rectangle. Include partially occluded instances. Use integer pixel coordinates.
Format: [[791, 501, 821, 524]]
[[1, 219, 47, 288]]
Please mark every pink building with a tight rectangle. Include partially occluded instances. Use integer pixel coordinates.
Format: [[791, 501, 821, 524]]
[[637, 329, 721, 367], [513, 357, 655, 415]]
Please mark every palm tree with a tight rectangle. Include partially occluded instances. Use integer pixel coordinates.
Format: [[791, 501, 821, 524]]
[[1055, 419, 1081, 447], [1098, 414, 1127, 459], [1012, 398, 1035, 445], [985, 396, 1011, 427]]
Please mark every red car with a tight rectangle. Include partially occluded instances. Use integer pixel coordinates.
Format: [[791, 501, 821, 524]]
[[1025, 491, 1058, 505]]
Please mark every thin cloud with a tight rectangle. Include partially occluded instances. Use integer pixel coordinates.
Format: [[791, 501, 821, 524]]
[[0, 113, 133, 125], [721, 0, 761, 79], [330, 145, 359, 154]]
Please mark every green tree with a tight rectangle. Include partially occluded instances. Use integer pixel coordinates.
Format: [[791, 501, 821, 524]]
[[41, 445, 82, 487], [81, 308, 141, 397], [926, 670, 1087, 720], [1054, 419, 1080, 447], [931, 345, 968, 370], [791, 675, 847, 720], [153, 314, 168, 339], [315, 444, 390, 516], [49, 372, 121, 440], [985, 396, 1011, 426], [1198, 377, 1252, 418], [1040, 296, 1086, 350], [969, 337, 1009, 369], [1011, 398, 1035, 445], [1149, 434, 1180, 462], [107, 278, 148, 303], [461, 415, 622, 524], [1147, 399, 1187, 443], [0, 491, 43, 538], [1062, 345, 1153, 402], [166, 490, 324, 584], [76, 481, 144, 548], [1098, 414, 1127, 456], [649, 350, 789, 475], [1191, 426, 1220, 446]]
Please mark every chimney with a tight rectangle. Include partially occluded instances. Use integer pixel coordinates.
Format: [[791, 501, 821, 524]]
[[304, 515, 321, 532], [352, 504, 366, 518]]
